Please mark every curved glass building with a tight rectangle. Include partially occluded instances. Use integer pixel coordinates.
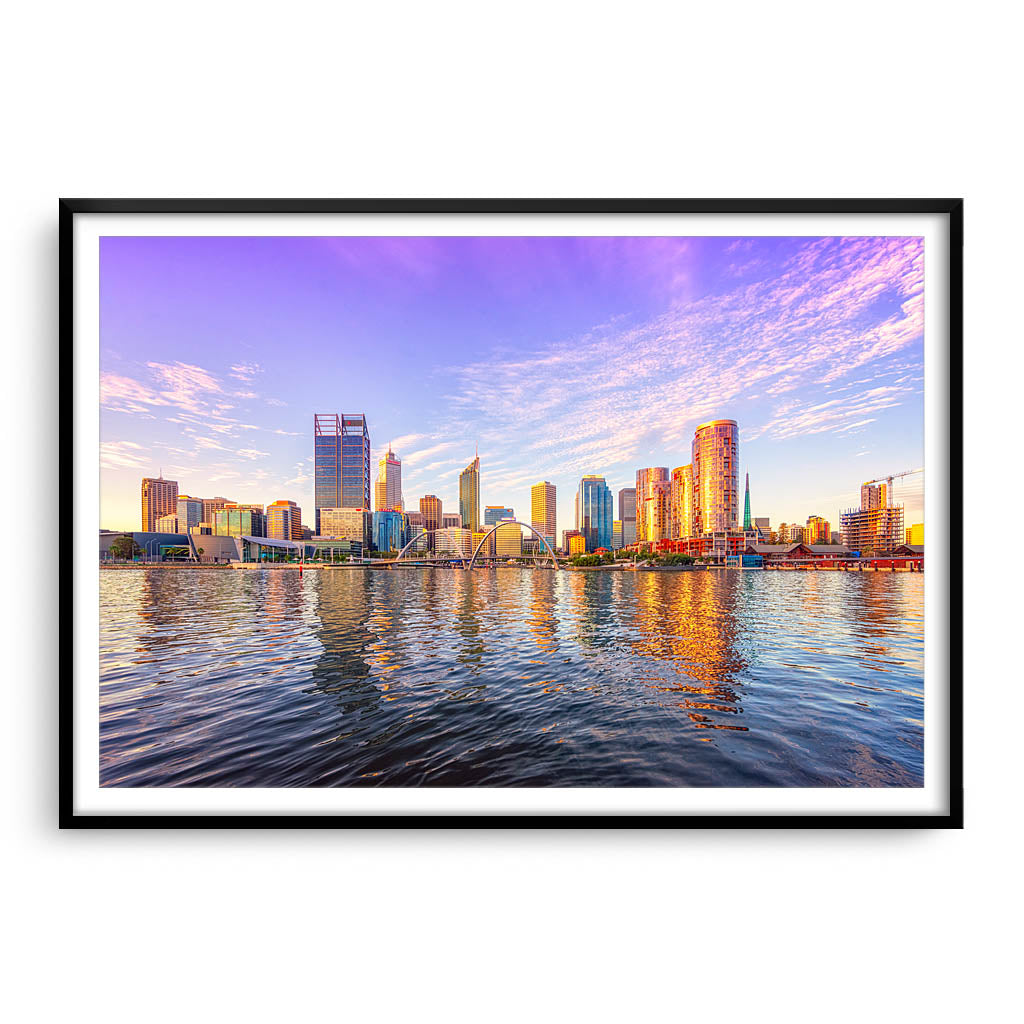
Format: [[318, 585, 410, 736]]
[[691, 419, 739, 533]]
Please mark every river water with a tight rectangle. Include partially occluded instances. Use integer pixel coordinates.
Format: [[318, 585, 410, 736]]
[[98, 568, 924, 788]]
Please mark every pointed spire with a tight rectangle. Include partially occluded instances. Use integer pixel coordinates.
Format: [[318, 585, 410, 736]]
[[742, 472, 752, 530]]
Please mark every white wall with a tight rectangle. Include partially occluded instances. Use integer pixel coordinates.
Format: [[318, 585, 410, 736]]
[[4, 3, 1016, 1023]]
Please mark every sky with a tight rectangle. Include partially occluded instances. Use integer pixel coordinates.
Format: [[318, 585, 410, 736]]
[[99, 234, 925, 535]]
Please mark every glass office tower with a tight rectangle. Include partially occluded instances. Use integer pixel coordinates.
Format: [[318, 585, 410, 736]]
[[576, 475, 612, 551], [459, 456, 481, 532], [315, 413, 371, 534], [692, 419, 739, 533]]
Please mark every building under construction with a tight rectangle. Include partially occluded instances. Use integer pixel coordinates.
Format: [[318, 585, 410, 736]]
[[840, 469, 918, 555], [840, 504, 905, 556]]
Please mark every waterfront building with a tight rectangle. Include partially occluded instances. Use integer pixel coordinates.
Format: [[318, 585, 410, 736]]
[[805, 515, 831, 545], [319, 507, 372, 548], [141, 475, 179, 532], [459, 455, 481, 532], [373, 508, 408, 552], [692, 419, 739, 533], [314, 413, 370, 533], [743, 472, 752, 530], [484, 505, 514, 526], [531, 481, 557, 550], [155, 512, 179, 532], [176, 495, 204, 533], [495, 519, 522, 557], [562, 528, 582, 553], [840, 504, 905, 555], [374, 446, 403, 512], [670, 464, 696, 540], [909, 522, 924, 545], [267, 499, 302, 541], [576, 475, 613, 552], [789, 525, 805, 544], [635, 468, 668, 544], [612, 520, 623, 549], [212, 505, 266, 537], [442, 512, 462, 529], [568, 534, 587, 557], [201, 496, 233, 524], [640, 479, 671, 544]]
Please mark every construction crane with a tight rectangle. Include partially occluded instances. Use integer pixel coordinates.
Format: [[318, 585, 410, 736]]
[[862, 468, 923, 506]]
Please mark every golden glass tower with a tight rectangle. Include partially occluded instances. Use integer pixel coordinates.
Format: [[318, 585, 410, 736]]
[[530, 480, 556, 549], [458, 455, 480, 532], [692, 419, 739, 533]]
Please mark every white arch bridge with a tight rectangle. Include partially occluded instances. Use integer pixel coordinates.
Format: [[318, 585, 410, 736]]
[[393, 521, 560, 570]]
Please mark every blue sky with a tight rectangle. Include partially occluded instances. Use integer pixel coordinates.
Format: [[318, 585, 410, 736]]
[[99, 234, 925, 534]]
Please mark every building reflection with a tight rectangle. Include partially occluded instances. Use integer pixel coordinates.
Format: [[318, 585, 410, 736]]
[[627, 571, 750, 733], [526, 571, 560, 655], [307, 570, 381, 715]]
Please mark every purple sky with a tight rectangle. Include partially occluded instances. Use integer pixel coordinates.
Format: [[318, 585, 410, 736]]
[[99, 235, 925, 534]]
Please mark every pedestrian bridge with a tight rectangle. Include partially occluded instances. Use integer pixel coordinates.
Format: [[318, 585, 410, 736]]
[[394, 521, 560, 570]]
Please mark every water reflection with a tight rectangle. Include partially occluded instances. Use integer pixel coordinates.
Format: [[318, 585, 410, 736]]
[[99, 568, 925, 788]]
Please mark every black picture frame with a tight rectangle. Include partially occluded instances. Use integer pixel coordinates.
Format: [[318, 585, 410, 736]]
[[60, 197, 963, 829]]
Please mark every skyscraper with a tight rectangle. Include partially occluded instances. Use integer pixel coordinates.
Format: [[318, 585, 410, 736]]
[[635, 468, 668, 544], [805, 515, 830, 545], [315, 413, 370, 533], [374, 446, 402, 512], [531, 481, 556, 549], [692, 419, 739, 533], [176, 495, 204, 533], [618, 487, 636, 546], [267, 499, 302, 540], [419, 494, 442, 551], [743, 472, 752, 530], [576, 475, 613, 551], [485, 506, 514, 526], [141, 475, 179, 532], [459, 455, 481, 532], [670, 465, 695, 540]]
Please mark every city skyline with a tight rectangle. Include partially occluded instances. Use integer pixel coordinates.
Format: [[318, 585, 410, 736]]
[[100, 235, 925, 532]]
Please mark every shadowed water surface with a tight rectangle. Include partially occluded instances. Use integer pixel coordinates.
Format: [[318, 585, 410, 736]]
[[99, 568, 924, 787]]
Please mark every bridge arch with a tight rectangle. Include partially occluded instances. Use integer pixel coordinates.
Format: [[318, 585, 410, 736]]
[[394, 528, 470, 563], [467, 520, 560, 570]]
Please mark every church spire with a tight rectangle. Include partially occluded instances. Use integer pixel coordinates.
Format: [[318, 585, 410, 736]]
[[742, 472, 752, 530]]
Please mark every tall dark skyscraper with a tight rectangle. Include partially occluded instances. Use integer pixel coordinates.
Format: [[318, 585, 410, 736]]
[[577, 475, 613, 551], [314, 413, 370, 534]]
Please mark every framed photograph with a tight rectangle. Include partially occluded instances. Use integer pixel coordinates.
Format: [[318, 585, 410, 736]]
[[62, 198, 962, 827]]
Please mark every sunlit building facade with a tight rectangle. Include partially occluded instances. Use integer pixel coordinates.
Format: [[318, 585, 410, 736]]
[[692, 419, 739, 533], [840, 505, 904, 556], [531, 481, 557, 550], [212, 506, 266, 538], [612, 520, 623, 549], [641, 479, 671, 544], [319, 507, 372, 548], [459, 455, 480, 532], [419, 494, 443, 552], [634, 468, 668, 544], [175, 495, 203, 533], [374, 446, 402, 512], [141, 475, 179, 532], [576, 475, 613, 552], [268, 499, 302, 541], [805, 515, 830, 545], [202, 496, 233, 524], [568, 534, 587, 556], [860, 482, 888, 511], [438, 526, 474, 558], [155, 512, 179, 533], [670, 464, 696, 540], [495, 520, 522, 557]]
